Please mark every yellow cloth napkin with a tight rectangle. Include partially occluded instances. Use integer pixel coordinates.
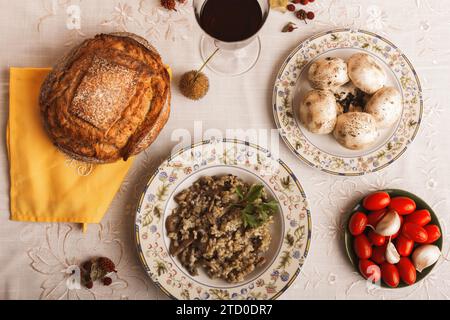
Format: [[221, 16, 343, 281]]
[[7, 68, 134, 228]]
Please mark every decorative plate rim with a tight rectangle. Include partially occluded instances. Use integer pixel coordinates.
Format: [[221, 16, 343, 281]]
[[273, 28, 423, 176], [134, 138, 312, 300]]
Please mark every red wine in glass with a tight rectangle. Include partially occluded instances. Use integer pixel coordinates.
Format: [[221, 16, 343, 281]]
[[199, 0, 264, 43], [194, 0, 270, 76]]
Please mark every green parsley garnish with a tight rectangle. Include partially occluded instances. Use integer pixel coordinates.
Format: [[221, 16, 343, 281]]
[[234, 184, 279, 229]]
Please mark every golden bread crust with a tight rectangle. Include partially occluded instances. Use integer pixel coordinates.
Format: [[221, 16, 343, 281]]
[[40, 33, 171, 163]]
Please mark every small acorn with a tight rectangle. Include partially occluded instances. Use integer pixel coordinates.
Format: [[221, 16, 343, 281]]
[[179, 71, 209, 101]]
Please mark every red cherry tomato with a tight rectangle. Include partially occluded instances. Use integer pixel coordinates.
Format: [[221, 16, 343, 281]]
[[424, 224, 441, 244], [404, 209, 431, 227], [363, 192, 391, 211], [391, 230, 400, 240], [397, 257, 416, 285], [389, 197, 416, 215], [367, 209, 387, 227], [402, 222, 428, 243], [349, 212, 368, 236], [354, 234, 372, 259], [359, 259, 381, 283], [395, 235, 415, 257], [372, 244, 387, 265], [381, 263, 400, 288], [368, 230, 386, 246]]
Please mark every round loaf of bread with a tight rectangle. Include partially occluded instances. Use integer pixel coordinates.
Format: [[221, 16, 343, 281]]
[[40, 33, 171, 163]]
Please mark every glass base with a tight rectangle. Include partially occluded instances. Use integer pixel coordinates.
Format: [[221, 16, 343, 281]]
[[200, 35, 261, 77]]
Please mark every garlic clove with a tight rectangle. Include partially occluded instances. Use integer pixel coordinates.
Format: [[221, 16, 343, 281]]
[[375, 209, 401, 236], [385, 241, 400, 264], [412, 245, 441, 273]]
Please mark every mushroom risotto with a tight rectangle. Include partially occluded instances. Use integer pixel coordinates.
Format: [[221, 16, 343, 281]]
[[166, 175, 278, 283]]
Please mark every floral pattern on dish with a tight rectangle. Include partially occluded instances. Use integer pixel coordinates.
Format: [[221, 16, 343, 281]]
[[135, 138, 311, 300], [273, 28, 423, 176]]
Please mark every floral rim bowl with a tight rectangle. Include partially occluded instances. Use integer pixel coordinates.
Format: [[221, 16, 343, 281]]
[[273, 28, 423, 176], [134, 138, 312, 300]]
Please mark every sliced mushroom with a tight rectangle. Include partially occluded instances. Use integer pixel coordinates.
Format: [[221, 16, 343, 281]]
[[165, 214, 179, 233], [169, 236, 195, 256]]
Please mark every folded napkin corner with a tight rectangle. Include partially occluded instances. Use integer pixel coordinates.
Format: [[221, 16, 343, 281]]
[[8, 68, 134, 227]]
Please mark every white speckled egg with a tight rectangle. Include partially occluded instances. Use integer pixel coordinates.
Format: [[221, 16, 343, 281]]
[[299, 90, 338, 134], [347, 53, 386, 94], [333, 112, 379, 150], [308, 57, 350, 90], [365, 87, 403, 128]]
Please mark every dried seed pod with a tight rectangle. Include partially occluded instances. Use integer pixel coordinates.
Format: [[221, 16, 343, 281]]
[[179, 71, 210, 101], [161, 0, 176, 10]]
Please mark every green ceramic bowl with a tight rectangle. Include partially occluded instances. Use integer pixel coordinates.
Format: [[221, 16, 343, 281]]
[[344, 189, 443, 288]]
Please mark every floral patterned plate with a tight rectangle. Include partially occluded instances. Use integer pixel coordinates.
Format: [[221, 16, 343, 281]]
[[273, 28, 423, 176], [135, 138, 311, 300]]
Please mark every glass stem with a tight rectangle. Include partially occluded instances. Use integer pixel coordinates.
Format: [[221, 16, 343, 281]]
[[195, 48, 220, 80]]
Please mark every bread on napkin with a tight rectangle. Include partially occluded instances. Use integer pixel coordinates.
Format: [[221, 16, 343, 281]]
[[39, 33, 171, 164], [8, 68, 135, 228]]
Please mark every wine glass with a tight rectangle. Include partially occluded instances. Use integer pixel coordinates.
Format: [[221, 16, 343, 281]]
[[193, 0, 270, 76]]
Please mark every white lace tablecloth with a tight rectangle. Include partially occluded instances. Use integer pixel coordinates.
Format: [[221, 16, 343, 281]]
[[1, 0, 449, 300]]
